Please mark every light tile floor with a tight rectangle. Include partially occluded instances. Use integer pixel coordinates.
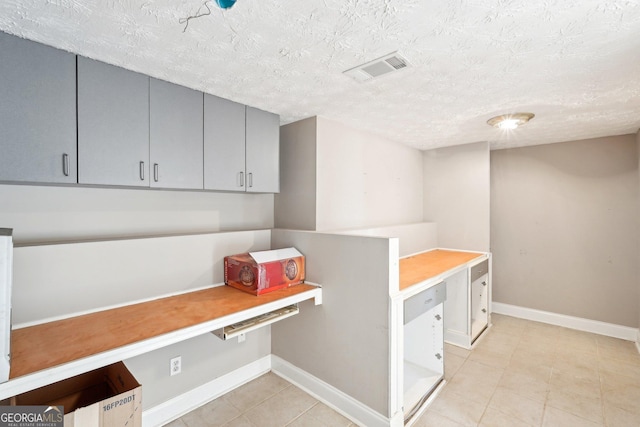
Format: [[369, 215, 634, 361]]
[[164, 314, 640, 426]]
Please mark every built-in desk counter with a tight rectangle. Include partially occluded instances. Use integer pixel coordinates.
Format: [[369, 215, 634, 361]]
[[396, 248, 490, 424], [399, 248, 491, 350], [1, 283, 322, 400], [400, 249, 485, 291]]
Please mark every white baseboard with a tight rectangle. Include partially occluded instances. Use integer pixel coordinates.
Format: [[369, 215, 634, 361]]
[[271, 355, 398, 427], [142, 355, 271, 427], [636, 330, 640, 355], [492, 302, 639, 342]]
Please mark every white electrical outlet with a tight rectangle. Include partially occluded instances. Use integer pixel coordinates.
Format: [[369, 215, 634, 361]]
[[170, 356, 181, 376]]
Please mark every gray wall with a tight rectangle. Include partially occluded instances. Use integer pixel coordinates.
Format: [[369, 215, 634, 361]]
[[271, 229, 393, 417], [491, 135, 639, 327], [423, 141, 490, 252], [274, 117, 317, 230]]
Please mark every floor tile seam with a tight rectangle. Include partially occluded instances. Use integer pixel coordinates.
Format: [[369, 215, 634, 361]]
[[597, 354, 640, 366], [282, 401, 320, 426], [483, 401, 542, 427], [234, 382, 294, 414], [599, 375, 607, 427], [601, 396, 640, 417], [493, 338, 521, 387], [493, 383, 550, 407], [601, 401, 640, 420], [545, 399, 605, 425], [221, 414, 255, 427], [441, 384, 493, 408], [470, 371, 504, 423], [426, 403, 474, 427], [547, 374, 603, 401]]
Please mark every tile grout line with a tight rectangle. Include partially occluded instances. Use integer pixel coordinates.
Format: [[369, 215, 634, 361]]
[[476, 324, 527, 426], [282, 401, 320, 426]]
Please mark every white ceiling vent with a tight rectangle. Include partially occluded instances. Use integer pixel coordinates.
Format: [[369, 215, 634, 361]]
[[343, 52, 410, 82]]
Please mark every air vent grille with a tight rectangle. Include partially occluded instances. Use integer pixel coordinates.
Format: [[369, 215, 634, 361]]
[[343, 52, 411, 82], [385, 56, 407, 70]]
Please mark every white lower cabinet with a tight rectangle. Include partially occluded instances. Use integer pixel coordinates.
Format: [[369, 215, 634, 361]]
[[403, 281, 446, 422], [444, 257, 491, 349], [470, 260, 489, 341]]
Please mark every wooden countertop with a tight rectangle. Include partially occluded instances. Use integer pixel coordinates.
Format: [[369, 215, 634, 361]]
[[399, 249, 484, 291], [10, 284, 319, 380]]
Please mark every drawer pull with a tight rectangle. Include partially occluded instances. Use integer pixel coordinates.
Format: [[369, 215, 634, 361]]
[[482, 308, 487, 313], [435, 314, 441, 321], [435, 353, 442, 360]]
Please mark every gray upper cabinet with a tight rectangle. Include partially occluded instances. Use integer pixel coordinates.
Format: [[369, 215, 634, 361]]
[[203, 94, 246, 191], [77, 56, 150, 187], [246, 107, 280, 193], [0, 32, 77, 184], [150, 78, 204, 190], [0, 32, 279, 193], [204, 99, 279, 193]]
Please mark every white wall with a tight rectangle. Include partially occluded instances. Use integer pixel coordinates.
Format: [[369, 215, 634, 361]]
[[125, 324, 270, 412], [334, 222, 438, 257], [423, 141, 490, 252], [0, 184, 273, 244], [315, 117, 423, 231], [491, 135, 639, 327], [0, 184, 275, 411]]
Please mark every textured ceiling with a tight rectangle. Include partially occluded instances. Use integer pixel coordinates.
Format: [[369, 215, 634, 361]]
[[1, 0, 640, 150]]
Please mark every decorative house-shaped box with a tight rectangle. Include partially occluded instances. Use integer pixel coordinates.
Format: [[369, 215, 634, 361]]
[[225, 248, 305, 295]]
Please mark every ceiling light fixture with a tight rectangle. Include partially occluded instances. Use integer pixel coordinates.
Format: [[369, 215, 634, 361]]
[[487, 113, 535, 130]]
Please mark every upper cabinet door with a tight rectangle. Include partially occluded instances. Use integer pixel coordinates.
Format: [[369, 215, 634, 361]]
[[203, 94, 246, 191], [150, 78, 204, 190], [77, 57, 150, 187], [0, 32, 77, 184], [246, 107, 280, 193]]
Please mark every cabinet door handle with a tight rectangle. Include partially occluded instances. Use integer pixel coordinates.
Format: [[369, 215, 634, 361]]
[[139, 161, 145, 181], [435, 353, 442, 360], [248, 172, 253, 188], [482, 281, 487, 287], [482, 308, 487, 313], [239, 171, 244, 187], [62, 153, 69, 177], [154, 163, 159, 182]]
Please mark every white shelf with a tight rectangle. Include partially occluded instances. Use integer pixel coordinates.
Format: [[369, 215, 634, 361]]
[[0, 284, 322, 400], [403, 359, 442, 415]]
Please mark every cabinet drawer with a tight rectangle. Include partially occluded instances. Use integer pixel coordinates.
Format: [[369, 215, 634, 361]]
[[470, 259, 489, 283], [404, 281, 446, 324]]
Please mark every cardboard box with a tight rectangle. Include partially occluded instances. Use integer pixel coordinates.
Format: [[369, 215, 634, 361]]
[[14, 362, 141, 427], [225, 247, 305, 295]]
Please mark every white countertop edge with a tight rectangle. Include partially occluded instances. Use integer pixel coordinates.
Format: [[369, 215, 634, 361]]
[[0, 285, 322, 400], [391, 253, 489, 301]]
